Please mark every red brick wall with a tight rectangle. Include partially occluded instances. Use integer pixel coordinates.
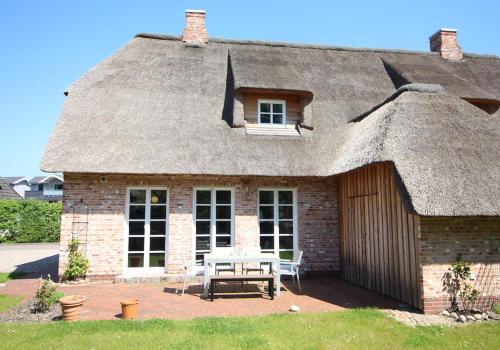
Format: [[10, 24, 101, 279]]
[[59, 173, 339, 279], [182, 10, 208, 44], [420, 216, 500, 313], [429, 29, 463, 60]]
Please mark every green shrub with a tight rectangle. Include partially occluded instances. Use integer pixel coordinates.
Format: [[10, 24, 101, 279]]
[[0, 199, 61, 243], [50, 291, 64, 305], [32, 275, 62, 313], [0, 271, 28, 283], [446, 254, 481, 312], [62, 240, 89, 281]]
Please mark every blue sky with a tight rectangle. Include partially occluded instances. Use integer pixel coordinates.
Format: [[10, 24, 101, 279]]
[[1, 0, 499, 178]]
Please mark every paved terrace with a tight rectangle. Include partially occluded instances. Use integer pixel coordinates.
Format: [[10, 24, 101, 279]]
[[1, 277, 403, 320]]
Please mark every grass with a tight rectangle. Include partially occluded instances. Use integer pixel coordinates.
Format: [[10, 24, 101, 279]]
[[0, 295, 23, 313], [0, 271, 28, 283], [0, 309, 499, 349]]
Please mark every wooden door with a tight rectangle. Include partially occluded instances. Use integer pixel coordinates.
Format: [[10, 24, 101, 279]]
[[339, 163, 422, 309], [348, 195, 377, 290]]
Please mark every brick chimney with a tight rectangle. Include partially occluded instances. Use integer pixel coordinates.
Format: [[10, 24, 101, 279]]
[[429, 28, 463, 60], [182, 9, 208, 45]]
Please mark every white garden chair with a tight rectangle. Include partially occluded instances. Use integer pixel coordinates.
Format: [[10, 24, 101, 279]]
[[241, 247, 265, 275], [214, 247, 236, 275], [278, 250, 303, 292], [180, 254, 202, 296]]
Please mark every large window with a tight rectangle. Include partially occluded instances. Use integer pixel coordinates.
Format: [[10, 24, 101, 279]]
[[258, 189, 297, 260], [258, 100, 286, 125], [126, 188, 168, 270], [193, 188, 234, 266]]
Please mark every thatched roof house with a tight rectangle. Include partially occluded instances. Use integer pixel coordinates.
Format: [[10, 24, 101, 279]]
[[42, 11, 499, 314], [41, 23, 500, 217]]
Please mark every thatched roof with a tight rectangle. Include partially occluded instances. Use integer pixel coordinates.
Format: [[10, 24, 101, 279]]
[[382, 55, 500, 101], [41, 34, 500, 216], [230, 47, 310, 92], [328, 90, 500, 216]]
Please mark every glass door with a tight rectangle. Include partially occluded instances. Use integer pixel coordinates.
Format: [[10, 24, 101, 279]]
[[258, 189, 297, 260], [193, 188, 234, 266], [126, 188, 168, 273]]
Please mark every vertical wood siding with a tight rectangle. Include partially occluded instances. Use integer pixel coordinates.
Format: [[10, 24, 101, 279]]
[[339, 163, 422, 309]]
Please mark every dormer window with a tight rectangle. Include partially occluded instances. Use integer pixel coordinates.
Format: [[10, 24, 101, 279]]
[[258, 100, 286, 126], [234, 89, 312, 136]]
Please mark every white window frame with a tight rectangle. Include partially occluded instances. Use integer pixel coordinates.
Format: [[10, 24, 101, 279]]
[[257, 188, 298, 260], [258, 99, 286, 126], [192, 187, 235, 269], [123, 187, 169, 275]]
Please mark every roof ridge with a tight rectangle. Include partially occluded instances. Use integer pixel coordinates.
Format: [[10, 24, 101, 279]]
[[134, 32, 500, 59], [351, 83, 446, 122]]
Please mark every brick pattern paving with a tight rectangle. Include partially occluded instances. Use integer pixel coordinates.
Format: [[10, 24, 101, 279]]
[[0, 277, 401, 320]]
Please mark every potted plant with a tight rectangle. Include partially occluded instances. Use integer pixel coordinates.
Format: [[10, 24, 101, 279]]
[[59, 295, 86, 321], [121, 298, 139, 319]]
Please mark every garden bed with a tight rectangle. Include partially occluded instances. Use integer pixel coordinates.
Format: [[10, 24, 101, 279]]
[[0, 300, 62, 323]]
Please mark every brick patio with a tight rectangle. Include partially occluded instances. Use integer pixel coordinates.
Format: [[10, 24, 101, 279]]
[[1, 277, 404, 320]]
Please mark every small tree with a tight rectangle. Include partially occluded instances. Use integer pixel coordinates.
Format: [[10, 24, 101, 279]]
[[445, 254, 480, 312], [32, 275, 62, 313], [62, 240, 89, 281]]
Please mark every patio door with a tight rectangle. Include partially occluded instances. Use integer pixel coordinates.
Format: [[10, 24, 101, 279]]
[[193, 188, 234, 267], [258, 189, 297, 260], [125, 188, 169, 274]]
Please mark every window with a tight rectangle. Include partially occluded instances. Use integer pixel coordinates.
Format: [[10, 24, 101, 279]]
[[193, 188, 234, 266], [55, 184, 63, 190], [126, 188, 168, 270], [258, 189, 297, 260], [258, 100, 286, 125], [38, 184, 43, 191]]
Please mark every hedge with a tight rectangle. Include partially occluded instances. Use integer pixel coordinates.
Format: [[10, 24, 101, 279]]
[[0, 199, 61, 243]]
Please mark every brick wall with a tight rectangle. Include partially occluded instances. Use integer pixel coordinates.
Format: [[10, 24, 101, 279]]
[[182, 10, 208, 44], [419, 216, 500, 313], [429, 29, 463, 60], [59, 173, 339, 279]]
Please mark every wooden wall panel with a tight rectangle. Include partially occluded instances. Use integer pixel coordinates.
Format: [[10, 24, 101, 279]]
[[339, 162, 422, 309]]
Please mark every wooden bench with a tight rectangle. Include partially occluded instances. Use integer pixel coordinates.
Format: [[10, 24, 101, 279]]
[[209, 274, 275, 301]]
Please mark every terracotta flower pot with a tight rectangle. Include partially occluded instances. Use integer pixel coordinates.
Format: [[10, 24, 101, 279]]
[[59, 295, 86, 321], [121, 298, 139, 319]]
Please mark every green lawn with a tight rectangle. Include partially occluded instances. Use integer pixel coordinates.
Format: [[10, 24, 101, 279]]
[[0, 294, 23, 313], [0, 309, 498, 349], [0, 271, 28, 283]]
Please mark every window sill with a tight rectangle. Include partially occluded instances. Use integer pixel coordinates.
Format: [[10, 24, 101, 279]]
[[245, 126, 301, 137]]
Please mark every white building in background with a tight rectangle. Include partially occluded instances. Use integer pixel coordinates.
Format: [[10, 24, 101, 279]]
[[1, 177, 30, 198], [25, 175, 64, 202]]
